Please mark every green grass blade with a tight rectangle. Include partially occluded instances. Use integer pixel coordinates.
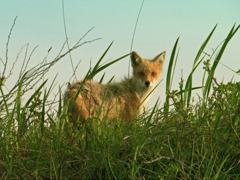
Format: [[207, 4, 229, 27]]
[[99, 72, 106, 83], [214, 155, 229, 179], [164, 37, 179, 117], [176, 86, 203, 95], [170, 47, 180, 89], [41, 90, 47, 136], [107, 75, 115, 84], [202, 40, 224, 91], [146, 98, 159, 126], [204, 156, 213, 179], [24, 80, 47, 108], [0, 86, 10, 117], [89, 41, 113, 79], [89, 53, 130, 80], [46, 74, 57, 98], [213, 114, 221, 134], [166, 37, 179, 91], [58, 86, 62, 117], [193, 24, 217, 67], [17, 72, 27, 119], [184, 25, 217, 107], [184, 57, 204, 107], [16, 72, 28, 136]]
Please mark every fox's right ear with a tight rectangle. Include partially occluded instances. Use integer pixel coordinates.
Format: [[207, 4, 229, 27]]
[[153, 51, 166, 65], [131, 51, 143, 66]]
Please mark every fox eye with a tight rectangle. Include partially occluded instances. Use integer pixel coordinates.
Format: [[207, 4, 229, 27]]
[[138, 72, 144, 76], [151, 72, 156, 76]]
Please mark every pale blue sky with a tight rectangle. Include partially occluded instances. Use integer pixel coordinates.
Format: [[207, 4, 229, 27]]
[[1, 0, 240, 107]]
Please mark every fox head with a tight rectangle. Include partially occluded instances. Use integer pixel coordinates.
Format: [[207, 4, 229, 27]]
[[131, 51, 166, 89]]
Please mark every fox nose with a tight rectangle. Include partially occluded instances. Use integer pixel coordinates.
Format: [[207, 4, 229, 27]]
[[145, 81, 150, 87]]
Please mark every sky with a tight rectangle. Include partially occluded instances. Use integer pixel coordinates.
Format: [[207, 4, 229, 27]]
[[1, 0, 240, 108]]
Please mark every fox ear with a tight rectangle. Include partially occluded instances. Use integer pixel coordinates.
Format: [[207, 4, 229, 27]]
[[131, 51, 143, 66], [153, 51, 166, 65]]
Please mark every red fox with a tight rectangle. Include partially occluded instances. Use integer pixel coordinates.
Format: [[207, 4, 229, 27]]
[[65, 51, 166, 123]]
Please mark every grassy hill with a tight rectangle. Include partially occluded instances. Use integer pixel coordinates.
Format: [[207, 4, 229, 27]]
[[0, 25, 240, 179]]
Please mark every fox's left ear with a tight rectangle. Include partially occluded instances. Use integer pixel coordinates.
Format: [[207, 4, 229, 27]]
[[131, 51, 144, 66], [153, 51, 166, 65]]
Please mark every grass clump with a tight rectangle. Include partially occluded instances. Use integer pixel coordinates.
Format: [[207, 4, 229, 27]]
[[0, 23, 240, 179]]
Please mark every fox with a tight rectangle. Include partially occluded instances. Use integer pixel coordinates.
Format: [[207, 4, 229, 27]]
[[65, 51, 166, 124]]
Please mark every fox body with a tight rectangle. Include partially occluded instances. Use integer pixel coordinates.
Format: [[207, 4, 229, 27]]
[[65, 51, 166, 123]]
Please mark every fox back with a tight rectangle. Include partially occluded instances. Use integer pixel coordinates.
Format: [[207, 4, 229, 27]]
[[65, 51, 166, 123]]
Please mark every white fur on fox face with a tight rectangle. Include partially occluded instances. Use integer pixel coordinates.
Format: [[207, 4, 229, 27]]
[[149, 79, 157, 87], [135, 78, 157, 88]]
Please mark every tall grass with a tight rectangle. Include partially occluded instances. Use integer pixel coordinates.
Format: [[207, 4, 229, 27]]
[[0, 23, 240, 179], [202, 24, 240, 105]]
